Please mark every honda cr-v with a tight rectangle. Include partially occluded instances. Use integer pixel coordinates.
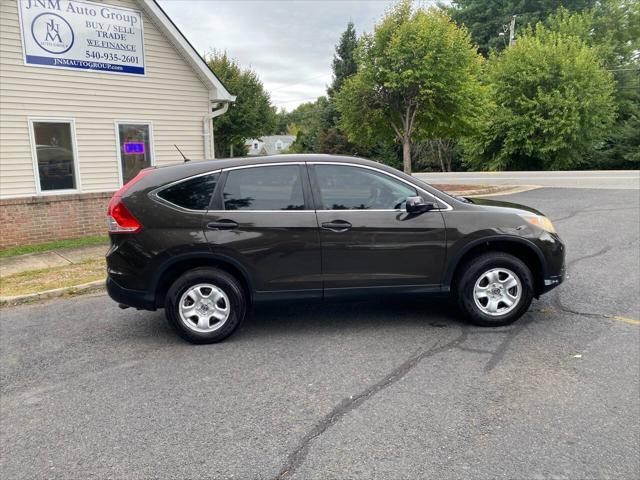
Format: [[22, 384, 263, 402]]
[[106, 155, 565, 343]]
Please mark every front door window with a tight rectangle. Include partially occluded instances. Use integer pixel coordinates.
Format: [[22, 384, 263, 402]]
[[314, 164, 416, 210], [117, 123, 153, 184]]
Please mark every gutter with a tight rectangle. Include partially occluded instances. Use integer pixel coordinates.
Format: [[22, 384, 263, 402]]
[[204, 101, 231, 159]]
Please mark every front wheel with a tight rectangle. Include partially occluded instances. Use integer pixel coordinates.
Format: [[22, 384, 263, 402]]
[[165, 267, 246, 344], [456, 252, 534, 327]]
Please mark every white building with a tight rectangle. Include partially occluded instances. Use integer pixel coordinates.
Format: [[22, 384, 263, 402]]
[[245, 135, 295, 156], [0, 0, 235, 248]]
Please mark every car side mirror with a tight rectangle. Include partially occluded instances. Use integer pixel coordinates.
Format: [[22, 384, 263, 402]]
[[406, 196, 437, 214]]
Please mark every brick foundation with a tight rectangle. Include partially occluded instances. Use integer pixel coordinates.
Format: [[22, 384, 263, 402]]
[[0, 192, 114, 249]]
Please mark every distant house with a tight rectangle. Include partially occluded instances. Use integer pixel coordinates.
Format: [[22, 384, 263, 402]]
[[245, 135, 296, 156]]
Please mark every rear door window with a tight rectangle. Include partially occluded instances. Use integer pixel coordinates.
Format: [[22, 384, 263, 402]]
[[223, 165, 305, 211], [157, 173, 219, 210]]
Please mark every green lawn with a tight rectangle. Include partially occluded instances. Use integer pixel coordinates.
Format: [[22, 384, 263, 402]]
[[0, 258, 106, 297], [0, 236, 109, 259]]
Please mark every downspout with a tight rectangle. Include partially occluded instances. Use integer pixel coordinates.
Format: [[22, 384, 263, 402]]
[[204, 101, 229, 159]]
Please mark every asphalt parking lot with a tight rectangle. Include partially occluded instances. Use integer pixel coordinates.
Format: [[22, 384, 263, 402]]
[[1, 187, 639, 479]]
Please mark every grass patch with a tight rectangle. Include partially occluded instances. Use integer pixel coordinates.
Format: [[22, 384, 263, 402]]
[[0, 258, 105, 297], [0, 236, 108, 259]]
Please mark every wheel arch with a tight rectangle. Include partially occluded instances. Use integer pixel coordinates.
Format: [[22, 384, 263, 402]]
[[151, 253, 253, 308], [445, 236, 547, 297]]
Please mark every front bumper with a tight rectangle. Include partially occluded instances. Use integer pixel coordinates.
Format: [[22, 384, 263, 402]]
[[540, 233, 566, 294], [542, 270, 565, 293], [106, 277, 156, 311]]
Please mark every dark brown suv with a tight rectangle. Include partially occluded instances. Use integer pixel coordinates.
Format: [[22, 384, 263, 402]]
[[106, 154, 565, 343]]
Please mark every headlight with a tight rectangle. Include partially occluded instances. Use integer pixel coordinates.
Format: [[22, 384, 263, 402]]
[[519, 214, 556, 233]]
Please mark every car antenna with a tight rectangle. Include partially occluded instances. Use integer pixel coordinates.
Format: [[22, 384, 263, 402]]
[[174, 144, 190, 162]]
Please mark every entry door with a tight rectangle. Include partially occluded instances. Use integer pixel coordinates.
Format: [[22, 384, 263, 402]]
[[310, 164, 447, 292], [202, 164, 322, 298], [116, 122, 153, 184]]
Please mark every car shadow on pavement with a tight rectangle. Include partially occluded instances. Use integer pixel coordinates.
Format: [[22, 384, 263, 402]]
[[231, 298, 465, 341], [114, 297, 466, 346]]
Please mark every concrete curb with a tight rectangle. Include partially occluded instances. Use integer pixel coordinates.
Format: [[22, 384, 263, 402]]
[[0, 244, 108, 279], [0, 279, 105, 306], [451, 185, 540, 197]]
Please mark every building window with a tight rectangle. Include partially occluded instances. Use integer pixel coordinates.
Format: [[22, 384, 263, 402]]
[[253, 142, 259, 149], [116, 122, 154, 185], [30, 120, 78, 192], [275, 141, 283, 150]]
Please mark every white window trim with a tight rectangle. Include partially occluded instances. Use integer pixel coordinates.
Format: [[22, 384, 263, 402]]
[[114, 120, 156, 187], [28, 117, 81, 196]]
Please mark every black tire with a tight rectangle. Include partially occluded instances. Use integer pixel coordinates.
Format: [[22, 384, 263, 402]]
[[456, 252, 534, 327], [165, 267, 246, 344]]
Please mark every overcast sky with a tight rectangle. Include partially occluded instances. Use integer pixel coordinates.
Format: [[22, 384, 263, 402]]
[[157, 1, 406, 111]]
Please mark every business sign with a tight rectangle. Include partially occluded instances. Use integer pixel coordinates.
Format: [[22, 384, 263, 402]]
[[18, 0, 145, 75]]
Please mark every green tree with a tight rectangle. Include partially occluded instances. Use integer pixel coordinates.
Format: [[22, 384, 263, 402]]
[[336, 1, 486, 173], [463, 23, 617, 170], [412, 139, 462, 172], [446, 0, 595, 56], [547, 2, 639, 168], [328, 21, 358, 96], [320, 22, 361, 156], [546, 1, 639, 65], [207, 51, 276, 157], [283, 96, 337, 153], [274, 107, 292, 134], [274, 22, 361, 157], [316, 127, 356, 154]]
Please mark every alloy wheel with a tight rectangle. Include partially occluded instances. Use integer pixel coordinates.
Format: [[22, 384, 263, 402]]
[[178, 283, 230, 333], [473, 268, 522, 317]]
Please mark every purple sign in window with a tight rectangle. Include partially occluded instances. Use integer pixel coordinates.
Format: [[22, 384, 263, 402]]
[[124, 142, 145, 155]]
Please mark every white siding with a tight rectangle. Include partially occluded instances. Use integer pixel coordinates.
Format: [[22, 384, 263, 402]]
[[0, 0, 211, 198]]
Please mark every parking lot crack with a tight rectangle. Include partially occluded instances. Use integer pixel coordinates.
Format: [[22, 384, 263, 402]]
[[482, 316, 531, 373], [273, 328, 468, 480], [553, 206, 637, 224]]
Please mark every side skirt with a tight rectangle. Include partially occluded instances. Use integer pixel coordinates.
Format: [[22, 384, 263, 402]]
[[253, 285, 447, 303]]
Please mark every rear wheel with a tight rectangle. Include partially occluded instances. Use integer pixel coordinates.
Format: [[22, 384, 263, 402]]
[[165, 267, 246, 344], [456, 252, 534, 327]]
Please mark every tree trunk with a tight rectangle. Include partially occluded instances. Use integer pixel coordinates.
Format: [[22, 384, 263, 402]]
[[436, 141, 445, 172], [230, 143, 234, 157], [402, 138, 412, 174], [444, 140, 453, 172]]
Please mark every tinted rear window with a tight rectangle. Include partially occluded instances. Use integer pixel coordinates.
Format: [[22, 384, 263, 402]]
[[223, 165, 305, 210], [157, 173, 218, 210]]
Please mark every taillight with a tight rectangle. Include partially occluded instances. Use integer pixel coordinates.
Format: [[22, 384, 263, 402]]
[[107, 197, 142, 233], [107, 168, 152, 234]]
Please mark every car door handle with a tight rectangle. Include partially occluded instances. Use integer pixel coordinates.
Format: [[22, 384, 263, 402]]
[[321, 220, 352, 232], [207, 220, 239, 230]]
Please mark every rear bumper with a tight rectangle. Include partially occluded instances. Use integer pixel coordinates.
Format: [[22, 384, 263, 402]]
[[106, 277, 156, 311]]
